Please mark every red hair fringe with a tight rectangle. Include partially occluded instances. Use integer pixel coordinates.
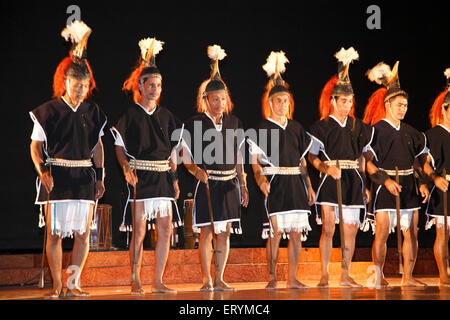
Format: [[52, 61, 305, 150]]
[[319, 76, 355, 121], [52, 56, 96, 99], [429, 91, 447, 127], [362, 88, 387, 126], [261, 80, 294, 120]]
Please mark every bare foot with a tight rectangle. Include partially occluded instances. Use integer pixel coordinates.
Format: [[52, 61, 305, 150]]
[[317, 276, 329, 288], [200, 282, 214, 292], [265, 279, 278, 290], [401, 277, 428, 287], [44, 282, 64, 299], [287, 279, 309, 290], [66, 288, 90, 297], [152, 282, 177, 294], [340, 275, 363, 288], [439, 278, 450, 287], [214, 279, 235, 292], [131, 280, 145, 295]]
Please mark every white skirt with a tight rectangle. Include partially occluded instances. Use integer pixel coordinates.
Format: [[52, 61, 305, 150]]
[[425, 215, 450, 235], [316, 207, 361, 226], [39, 201, 93, 239], [262, 211, 312, 241]]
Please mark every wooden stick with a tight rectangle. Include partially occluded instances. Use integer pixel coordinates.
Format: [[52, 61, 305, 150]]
[[203, 165, 220, 272], [443, 168, 449, 273], [38, 165, 51, 288], [131, 159, 139, 282], [336, 160, 348, 270], [395, 166, 404, 275]]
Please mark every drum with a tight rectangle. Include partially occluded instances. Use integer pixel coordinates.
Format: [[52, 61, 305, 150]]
[[90, 204, 112, 249], [183, 199, 195, 249]]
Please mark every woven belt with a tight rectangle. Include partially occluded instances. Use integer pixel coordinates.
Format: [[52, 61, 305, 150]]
[[46, 158, 92, 167], [262, 166, 301, 175], [324, 160, 359, 170], [130, 159, 170, 172], [381, 167, 414, 176], [207, 168, 237, 181]]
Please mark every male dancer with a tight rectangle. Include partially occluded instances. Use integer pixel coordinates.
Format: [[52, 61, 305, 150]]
[[422, 68, 450, 286], [30, 21, 106, 298], [308, 47, 372, 288], [248, 51, 315, 289], [363, 61, 433, 287], [180, 45, 249, 291], [111, 37, 183, 294]]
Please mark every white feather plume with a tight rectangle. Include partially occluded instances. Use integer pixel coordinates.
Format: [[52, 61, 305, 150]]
[[207, 45, 227, 61], [61, 20, 91, 44], [444, 68, 450, 79], [367, 62, 392, 85], [262, 51, 289, 78], [138, 37, 164, 60], [334, 47, 359, 66]]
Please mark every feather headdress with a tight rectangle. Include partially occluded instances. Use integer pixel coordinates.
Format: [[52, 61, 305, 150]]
[[61, 20, 92, 61], [139, 37, 164, 67], [207, 44, 227, 81], [331, 47, 358, 96], [262, 51, 290, 98], [429, 67, 450, 127], [366, 61, 407, 102]]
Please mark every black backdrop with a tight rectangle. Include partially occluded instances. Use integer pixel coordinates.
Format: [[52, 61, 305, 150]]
[[0, 0, 448, 252]]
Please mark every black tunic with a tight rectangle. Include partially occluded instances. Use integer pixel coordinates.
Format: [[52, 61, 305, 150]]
[[183, 112, 244, 233], [425, 125, 450, 217], [253, 119, 312, 214], [111, 103, 183, 229], [368, 119, 427, 213], [308, 116, 373, 222], [30, 98, 107, 204]]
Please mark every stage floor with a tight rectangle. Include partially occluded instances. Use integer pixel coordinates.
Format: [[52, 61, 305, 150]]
[[1, 277, 449, 300]]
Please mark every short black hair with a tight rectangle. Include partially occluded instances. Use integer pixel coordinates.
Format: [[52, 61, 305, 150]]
[[65, 61, 90, 80]]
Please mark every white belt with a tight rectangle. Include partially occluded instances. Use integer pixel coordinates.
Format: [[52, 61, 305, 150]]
[[46, 158, 93, 167], [381, 167, 414, 176], [207, 169, 237, 181], [130, 159, 170, 172], [262, 166, 301, 175], [324, 160, 359, 170]]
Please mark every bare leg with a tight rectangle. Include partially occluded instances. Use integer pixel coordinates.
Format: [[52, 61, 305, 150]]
[[340, 223, 362, 288], [266, 216, 281, 290], [152, 210, 176, 293], [199, 226, 214, 291], [129, 201, 147, 294], [434, 221, 450, 286], [318, 206, 335, 287], [371, 212, 391, 287], [401, 211, 426, 287], [67, 204, 95, 297], [287, 231, 308, 289], [214, 224, 234, 291], [44, 204, 63, 298]]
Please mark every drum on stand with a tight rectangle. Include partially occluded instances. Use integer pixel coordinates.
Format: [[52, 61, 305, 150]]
[[90, 204, 112, 250], [183, 199, 196, 249]]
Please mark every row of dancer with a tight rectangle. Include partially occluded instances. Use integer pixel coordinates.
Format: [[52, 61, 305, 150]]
[[29, 21, 449, 297]]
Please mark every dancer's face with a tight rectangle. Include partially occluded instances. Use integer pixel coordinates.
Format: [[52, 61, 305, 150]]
[[387, 95, 408, 121], [65, 76, 90, 104], [270, 93, 290, 118], [140, 76, 162, 102], [206, 90, 227, 117], [333, 95, 353, 118]]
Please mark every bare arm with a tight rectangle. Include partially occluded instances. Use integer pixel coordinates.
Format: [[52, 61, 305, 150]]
[[30, 140, 53, 192]]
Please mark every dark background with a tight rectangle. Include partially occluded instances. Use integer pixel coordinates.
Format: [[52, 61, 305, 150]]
[[0, 0, 448, 252]]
